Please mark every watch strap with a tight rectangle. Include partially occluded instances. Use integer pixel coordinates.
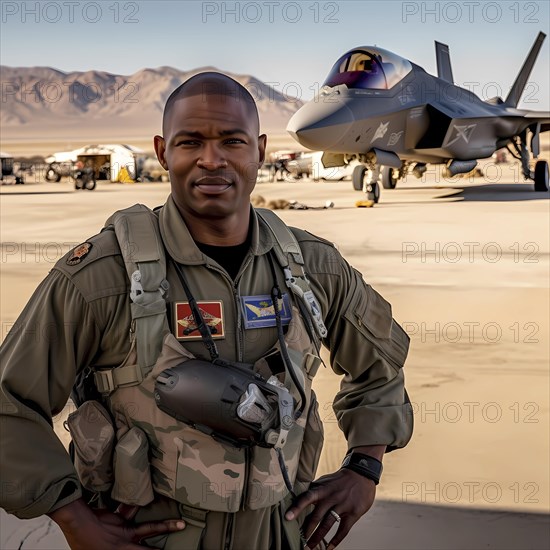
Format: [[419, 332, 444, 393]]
[[341, 452, 383, 485]]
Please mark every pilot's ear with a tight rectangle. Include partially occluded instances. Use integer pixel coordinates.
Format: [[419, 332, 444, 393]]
[[154, 135, 168, 170], [258, 134, 267, 165]]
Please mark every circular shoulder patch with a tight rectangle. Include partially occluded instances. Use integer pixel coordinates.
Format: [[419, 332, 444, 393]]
[[66, 242, 93, 266]]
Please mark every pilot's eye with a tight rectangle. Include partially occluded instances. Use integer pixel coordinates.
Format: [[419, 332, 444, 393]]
[[225, 138, 245, 145], [175, 140, 199, 146]]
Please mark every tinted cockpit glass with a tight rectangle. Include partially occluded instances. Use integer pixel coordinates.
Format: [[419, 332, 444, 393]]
[[323, 47, 413, 90]]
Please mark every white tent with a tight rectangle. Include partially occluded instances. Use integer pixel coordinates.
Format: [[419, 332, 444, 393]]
[[46, 144, 145, 182]]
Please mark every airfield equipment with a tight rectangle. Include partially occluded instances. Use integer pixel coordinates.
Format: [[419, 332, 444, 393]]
[[45, 144, 145, 183], [0, 152, 24, 185]]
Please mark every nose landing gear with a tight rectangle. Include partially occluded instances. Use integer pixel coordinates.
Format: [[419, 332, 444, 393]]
[[352, 165, 381, 203]]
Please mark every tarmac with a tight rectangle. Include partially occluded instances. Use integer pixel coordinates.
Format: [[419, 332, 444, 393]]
[[1, 165, 549, 549]]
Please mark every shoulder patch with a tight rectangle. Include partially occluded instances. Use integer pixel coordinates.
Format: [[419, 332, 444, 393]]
[[66, 242, 93, 265]]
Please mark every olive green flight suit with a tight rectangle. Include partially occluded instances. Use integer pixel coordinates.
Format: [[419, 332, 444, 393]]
[[0, 195, 413, 548]]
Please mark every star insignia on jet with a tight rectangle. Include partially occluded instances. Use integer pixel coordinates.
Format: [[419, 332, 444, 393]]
[[371, 121, 389, 143], [444, 124, 477, 147]]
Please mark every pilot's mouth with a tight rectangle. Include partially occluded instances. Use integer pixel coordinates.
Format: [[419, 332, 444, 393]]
[[194, 177, 233, 193]]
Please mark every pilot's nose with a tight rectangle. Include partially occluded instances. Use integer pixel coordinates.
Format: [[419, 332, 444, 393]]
[[197, 142, 228, 171], [287, 99, 354, 150]]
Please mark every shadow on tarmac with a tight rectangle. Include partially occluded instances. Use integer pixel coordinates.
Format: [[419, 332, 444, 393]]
[[454, 183, 549, 202], [393, 182, 549, 202], [342, 499, 550, 550]]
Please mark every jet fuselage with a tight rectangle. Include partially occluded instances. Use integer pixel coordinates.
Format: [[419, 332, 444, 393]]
[[288, 64, 535, 164]]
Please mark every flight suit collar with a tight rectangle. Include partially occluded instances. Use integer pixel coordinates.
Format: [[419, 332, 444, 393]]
[[159, 195, 273, 265]]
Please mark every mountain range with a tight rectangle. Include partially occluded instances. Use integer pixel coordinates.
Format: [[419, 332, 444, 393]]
[[1, 66, 303, 143]]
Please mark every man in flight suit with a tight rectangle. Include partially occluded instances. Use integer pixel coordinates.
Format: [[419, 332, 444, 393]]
[[0, 73, 413, 549]]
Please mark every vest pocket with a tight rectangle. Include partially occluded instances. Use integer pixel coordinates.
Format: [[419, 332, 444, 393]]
[[111, 426, 154, 506], [295, 392, 324, 489], [66, 400, 115, 493], [344, 286, 409, 370]]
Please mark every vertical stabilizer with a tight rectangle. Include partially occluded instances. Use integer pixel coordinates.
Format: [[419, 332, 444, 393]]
[[435, 41, 454, 83], [505, 32, 546, 107]]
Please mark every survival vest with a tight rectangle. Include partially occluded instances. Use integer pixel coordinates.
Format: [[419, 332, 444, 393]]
[[92, 204, 326, 393], [68, 204, 327, 513]]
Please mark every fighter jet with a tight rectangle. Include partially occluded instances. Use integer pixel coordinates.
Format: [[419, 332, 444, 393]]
[[287, 32, 549, 202]]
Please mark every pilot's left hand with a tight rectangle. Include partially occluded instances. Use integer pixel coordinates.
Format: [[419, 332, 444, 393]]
[[285, 468, 375, 549]]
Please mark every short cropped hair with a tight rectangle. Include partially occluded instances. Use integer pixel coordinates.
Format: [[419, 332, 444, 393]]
[[162, 72, 259, 134]]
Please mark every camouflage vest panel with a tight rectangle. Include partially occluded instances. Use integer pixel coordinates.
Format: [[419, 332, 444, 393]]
[[105, 304, 322, 512]]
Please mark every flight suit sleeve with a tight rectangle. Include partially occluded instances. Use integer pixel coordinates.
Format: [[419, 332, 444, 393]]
[[294, 231, 413, 452], [0, 269, 101, 519]]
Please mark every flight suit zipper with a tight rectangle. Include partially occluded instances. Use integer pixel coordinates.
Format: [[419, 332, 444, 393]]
[[206, 256, 255, 516], [232, 254, 258, 512], [224, 512, 235, 550], [203, 263, 243, 359], [235, 285, 243, 361], [233, 253, 254, 362]]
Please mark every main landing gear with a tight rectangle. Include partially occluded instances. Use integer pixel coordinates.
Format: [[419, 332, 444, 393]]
[[534, 160, 548, 192], [509, 132, 549, 192]]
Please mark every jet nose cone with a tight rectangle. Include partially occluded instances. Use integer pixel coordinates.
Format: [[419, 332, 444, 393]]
[[287, 99, 354, 150]]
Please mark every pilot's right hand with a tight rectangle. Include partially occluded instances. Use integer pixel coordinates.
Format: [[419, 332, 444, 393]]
[[48, 498, 185, 549]]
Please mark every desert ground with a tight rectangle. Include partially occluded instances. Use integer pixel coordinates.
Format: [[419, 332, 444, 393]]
[[1, 155, 549, 549]]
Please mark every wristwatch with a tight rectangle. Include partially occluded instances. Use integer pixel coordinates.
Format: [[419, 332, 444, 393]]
[[341, 452, 383, 485]]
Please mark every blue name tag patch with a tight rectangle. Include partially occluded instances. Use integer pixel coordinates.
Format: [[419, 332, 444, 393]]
[[241, 294, 292, 329]]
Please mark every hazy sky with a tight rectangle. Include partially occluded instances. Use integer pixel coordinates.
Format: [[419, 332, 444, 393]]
[[1, 1, 549, 108]]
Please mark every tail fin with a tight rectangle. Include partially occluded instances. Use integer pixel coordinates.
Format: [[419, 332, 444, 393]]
[[505, 32, 546, 107], [435, 41, 454, 84]]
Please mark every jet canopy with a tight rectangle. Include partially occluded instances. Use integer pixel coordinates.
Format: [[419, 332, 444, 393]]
[[323, 47, 412, 90]]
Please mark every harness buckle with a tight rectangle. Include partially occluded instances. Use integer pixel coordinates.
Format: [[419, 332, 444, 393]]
[[283, 268, 328, 338], [159, 278, 170, 297], [130, 269, 144, 302], [94, 369, 115, 394]]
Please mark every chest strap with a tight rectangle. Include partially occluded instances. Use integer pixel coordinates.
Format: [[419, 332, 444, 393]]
[[101, 204, 169, 387], [94, 206, 325, 395], [256, 209, 328, 339]]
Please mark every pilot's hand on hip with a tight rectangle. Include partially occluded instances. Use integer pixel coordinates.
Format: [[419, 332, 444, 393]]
[[285, 469, 375, 550], [49, 498, 186, 549]]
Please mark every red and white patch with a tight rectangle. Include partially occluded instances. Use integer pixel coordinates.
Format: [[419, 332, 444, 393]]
[[174, 301, 225, 340], [66, 242, 92, 266]]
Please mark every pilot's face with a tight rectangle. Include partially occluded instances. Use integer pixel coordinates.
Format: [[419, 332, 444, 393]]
[[155, 93, 266, 226]]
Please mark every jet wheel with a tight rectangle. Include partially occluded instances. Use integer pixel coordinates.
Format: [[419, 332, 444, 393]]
[[534, 160, 549, 192], [365, 182, 380, 203], [381, 166, 398, 189], [352, 165, 366, 191]]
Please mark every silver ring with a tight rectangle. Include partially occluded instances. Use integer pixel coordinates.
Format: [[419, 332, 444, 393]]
[[330, 510, 341, 522]]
